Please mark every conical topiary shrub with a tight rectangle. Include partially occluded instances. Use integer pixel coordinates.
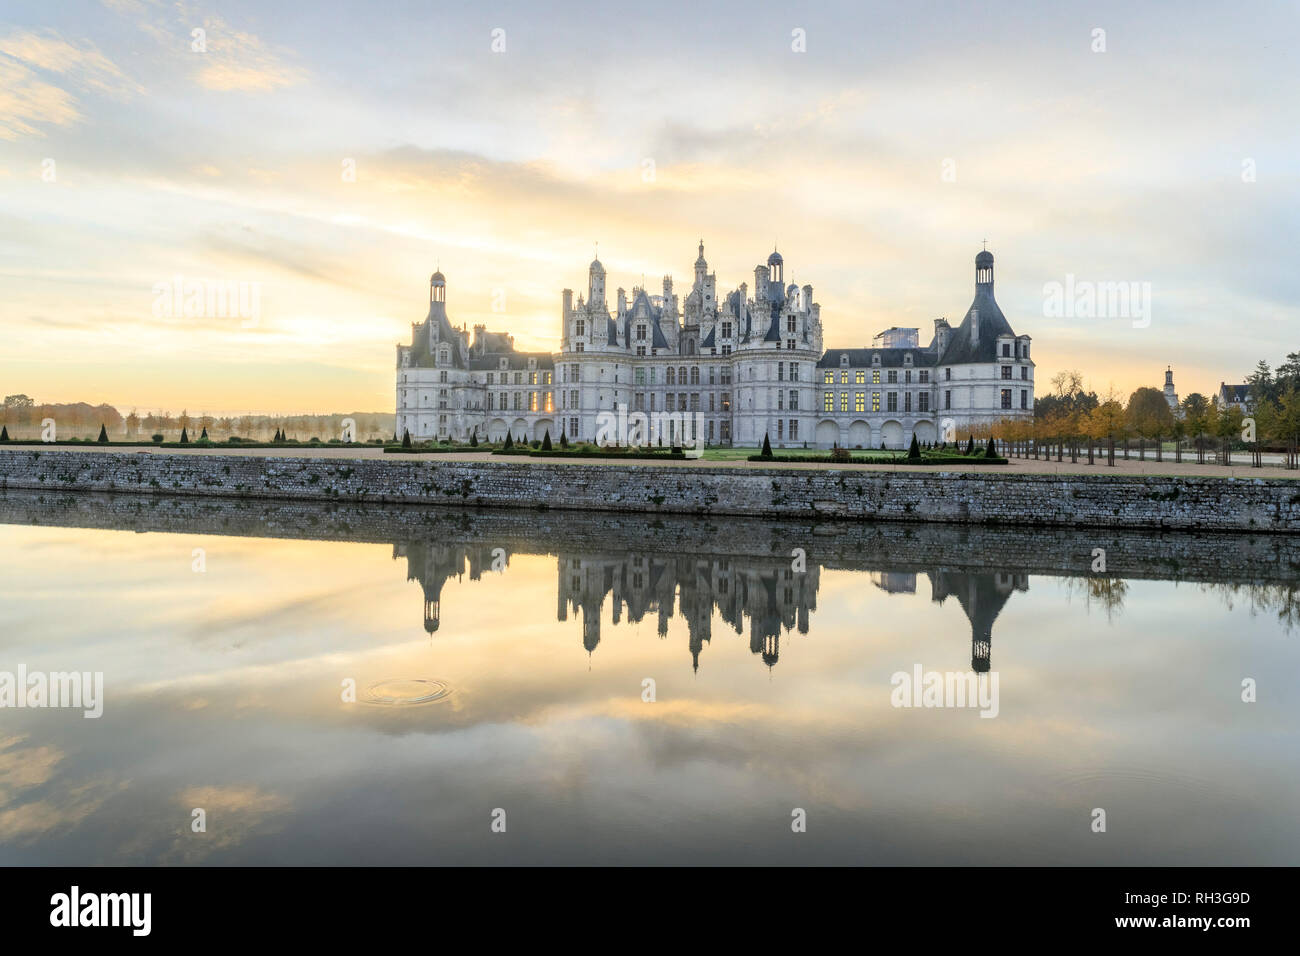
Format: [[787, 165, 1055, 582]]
[[541, 429, 552, 451], [503, 433, 513, 450], [200, 427, 209, 441], [401, 429, 412, 449], [0, 426, 9, 442], [97, 424, 109, 443], [907, 433, 921, 460], [560, 430, 569, 449], [180, 428, 189, 444], [469, 429, 478, 447], [985, 436, 997, 457], [965, 435, 975, 455], [761, 433, 773, 458]]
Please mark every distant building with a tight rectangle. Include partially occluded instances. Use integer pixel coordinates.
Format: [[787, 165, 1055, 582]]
[[1163, 366, 1180, 416], [1218, 382, 1252, 414], [872, 326, 920, 349], [397, 246, 1036, 448]]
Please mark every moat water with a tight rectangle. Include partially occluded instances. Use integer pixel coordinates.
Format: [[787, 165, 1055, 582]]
[[0, 491, 1297, 865]]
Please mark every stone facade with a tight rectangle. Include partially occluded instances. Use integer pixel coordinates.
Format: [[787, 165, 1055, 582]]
[[4, 450, 1297, 532], [397, 246, 1036, 449]]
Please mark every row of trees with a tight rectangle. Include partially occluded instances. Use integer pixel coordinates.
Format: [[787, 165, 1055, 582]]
[[984, 360, 1300, 467], [1, 395, 395, 442]]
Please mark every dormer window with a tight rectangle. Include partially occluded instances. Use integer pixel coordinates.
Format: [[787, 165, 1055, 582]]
[[840, 354, 849, 367], [438, 349, 449, 365], [499, 358, 508, 370], [904, 353, 913, 366], [872, 354, 881, 366]]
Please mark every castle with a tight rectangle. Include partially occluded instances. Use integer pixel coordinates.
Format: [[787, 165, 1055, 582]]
[[396, 245, 1035, 449]]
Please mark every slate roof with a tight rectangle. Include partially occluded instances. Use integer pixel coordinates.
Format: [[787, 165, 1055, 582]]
[[1221, 384, 1251, 403], [816, 346, 938, 369], [936, 282, 1019, 365], [468, 351, 554, 371]]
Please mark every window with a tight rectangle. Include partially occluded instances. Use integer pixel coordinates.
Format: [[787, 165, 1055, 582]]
[[777, 420, 784, 440], [945, 368, 951, 381], [709, 366, 716, 385], [887, 392, 898, 412], [1021, 389, 1028, 409], [887, 370, 897, 384], [789, 420, 798, 441], [721, 367, 732, 385], [872, 392, 881, 412], [529, 372, 537, 385], [1021, 366, 1028, 380], [919, 392, 929, 412], [635, 368, 645, 385], [778, 362, 785, 381], [1002, 343, 1011, 357], [945, 390, 951, 410], [722, 322, 732, 338], [721, 393, 731, 411], [636, 324, 647, 341], [872, 370, 881, 384], [790, 363, 800, 381], [855, 392, 865, 413], [777, 391, 784, 410], [856, 370, 865, 384], [824, 370, 834, 384], [1001, 389, 1012, 409], [789, 390, 798, 410], [439, 370, 448, 383], [1002, 366, 1012, 379], [840, 370, 849, 384], [691, 367, 700, 385], [787, 316, 796, 333], [824, 391, 834, 412], [667, 368, 676, 385], [569, 417, 578, 437], [919, 370, 929, 384], [840, 392, 849, 412], [576, 320, 585, 336]]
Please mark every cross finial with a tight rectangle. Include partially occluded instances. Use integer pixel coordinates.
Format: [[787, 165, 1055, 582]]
[[594, 241, 598, 260], [982, 239, 987, 251]]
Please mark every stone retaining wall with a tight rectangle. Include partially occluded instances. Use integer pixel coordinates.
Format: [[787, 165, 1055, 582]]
[[2, 449, 1298, 532], [2, 488, 1297, 585]]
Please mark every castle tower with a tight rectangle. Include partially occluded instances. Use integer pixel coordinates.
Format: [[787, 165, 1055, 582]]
[[1163, 366, 1180, 414], [588, 256, 606, 310], [767, 248, 784, 285]]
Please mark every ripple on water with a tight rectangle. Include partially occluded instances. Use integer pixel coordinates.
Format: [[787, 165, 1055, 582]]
[[362, 678, 453, 707]]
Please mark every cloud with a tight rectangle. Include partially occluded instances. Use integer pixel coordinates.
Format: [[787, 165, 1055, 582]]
[[193, 16, 307, 92], [0, 29, 139, 139]]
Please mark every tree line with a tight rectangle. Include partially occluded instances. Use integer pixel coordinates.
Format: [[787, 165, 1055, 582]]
[[983, 352, 1300, 467], [1, 395, 395, 443]]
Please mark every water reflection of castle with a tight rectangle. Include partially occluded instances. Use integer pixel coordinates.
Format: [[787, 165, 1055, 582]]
[[394, 542, 1026, 672]]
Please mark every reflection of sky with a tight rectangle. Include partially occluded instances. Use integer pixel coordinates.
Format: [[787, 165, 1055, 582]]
[[3, 1, 1299, 412], [0, 521, 1297, 864]]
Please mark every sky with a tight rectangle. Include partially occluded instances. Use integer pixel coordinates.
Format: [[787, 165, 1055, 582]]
[[1, 0, 1296, 416]]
